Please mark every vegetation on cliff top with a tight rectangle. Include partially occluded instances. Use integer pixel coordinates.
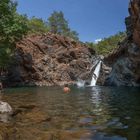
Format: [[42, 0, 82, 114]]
[[86, 32, 126, 55], [28, 11, 79, 40], [47, 11, 79, 40], [28, 17, 49, 33]]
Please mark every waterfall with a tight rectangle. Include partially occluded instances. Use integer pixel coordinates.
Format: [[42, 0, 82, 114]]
[[90, 60, 102, 86], [76, 60, 102, 88]]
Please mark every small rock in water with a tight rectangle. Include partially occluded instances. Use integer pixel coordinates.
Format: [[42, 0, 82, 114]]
[[0, 101, 12, 113], [0, 101, 13, 123]]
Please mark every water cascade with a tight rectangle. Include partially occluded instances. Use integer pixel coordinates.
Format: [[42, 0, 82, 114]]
[[76, 60, 102, 88], [90, 60, 102, 86]]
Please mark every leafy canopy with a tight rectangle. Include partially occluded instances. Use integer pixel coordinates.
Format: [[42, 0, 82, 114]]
[[28, 17, 49, 33], [86, 32, 126, 55], [47, 11, 79, 40], [0, 0, 28, 68]]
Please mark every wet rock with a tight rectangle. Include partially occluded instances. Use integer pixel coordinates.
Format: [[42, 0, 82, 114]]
[[97, 63, 112, 85], [0, 101, 12, 113]]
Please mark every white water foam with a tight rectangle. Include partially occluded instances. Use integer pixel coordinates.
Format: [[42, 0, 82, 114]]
[[76, 79, 85, 88]]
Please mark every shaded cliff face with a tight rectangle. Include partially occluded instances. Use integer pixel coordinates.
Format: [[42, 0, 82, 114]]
[[105, 0, 140, 86], [6, 33, 95, 87]]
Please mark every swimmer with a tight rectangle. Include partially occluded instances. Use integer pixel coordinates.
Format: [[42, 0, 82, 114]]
[[63, 84, 70, 93]]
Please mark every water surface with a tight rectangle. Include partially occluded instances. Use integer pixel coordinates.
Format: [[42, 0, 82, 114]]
[[1, 86, 140, 140]]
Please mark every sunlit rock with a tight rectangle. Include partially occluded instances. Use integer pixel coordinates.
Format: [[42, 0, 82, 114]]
[[0, 101, 12, 113]]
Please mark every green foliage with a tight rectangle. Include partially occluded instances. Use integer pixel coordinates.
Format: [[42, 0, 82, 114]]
[[86, 32, 126, 55], [47, 11, 79, 40], [0, 0, 28, 43], [0, 43, 13, 68], [86, 42, 95, 48], [27, 11, 79, 40], [0, 0, 28, 68], [28, 17, 49, 33]]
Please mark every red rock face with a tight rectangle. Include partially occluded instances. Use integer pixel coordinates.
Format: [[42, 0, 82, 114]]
[[6, 33, 95, 87], [105, 0, 140, 86]]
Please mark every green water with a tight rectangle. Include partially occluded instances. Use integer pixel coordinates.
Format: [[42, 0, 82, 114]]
[[2, 86, 140, 140]]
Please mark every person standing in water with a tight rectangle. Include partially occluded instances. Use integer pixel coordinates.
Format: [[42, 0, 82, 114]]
[[63, 84, 70, 93]]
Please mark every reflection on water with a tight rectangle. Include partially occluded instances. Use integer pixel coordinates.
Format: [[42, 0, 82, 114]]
[[1, 86, 140, 140]]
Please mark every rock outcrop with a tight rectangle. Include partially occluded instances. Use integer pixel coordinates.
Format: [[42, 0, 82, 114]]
[[5, 33, 95, 87], [105, 0, 140, 86]]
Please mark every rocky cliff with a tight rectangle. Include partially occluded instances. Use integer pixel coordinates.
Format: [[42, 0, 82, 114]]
[[5, 33, 95, 87], [105, 0, 140, 86]]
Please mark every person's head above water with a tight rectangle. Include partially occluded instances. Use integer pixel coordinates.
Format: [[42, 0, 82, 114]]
[[63, 84, 70, 93]]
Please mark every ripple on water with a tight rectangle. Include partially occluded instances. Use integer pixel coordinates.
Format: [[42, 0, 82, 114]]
[[1, 86, 140, 140]]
